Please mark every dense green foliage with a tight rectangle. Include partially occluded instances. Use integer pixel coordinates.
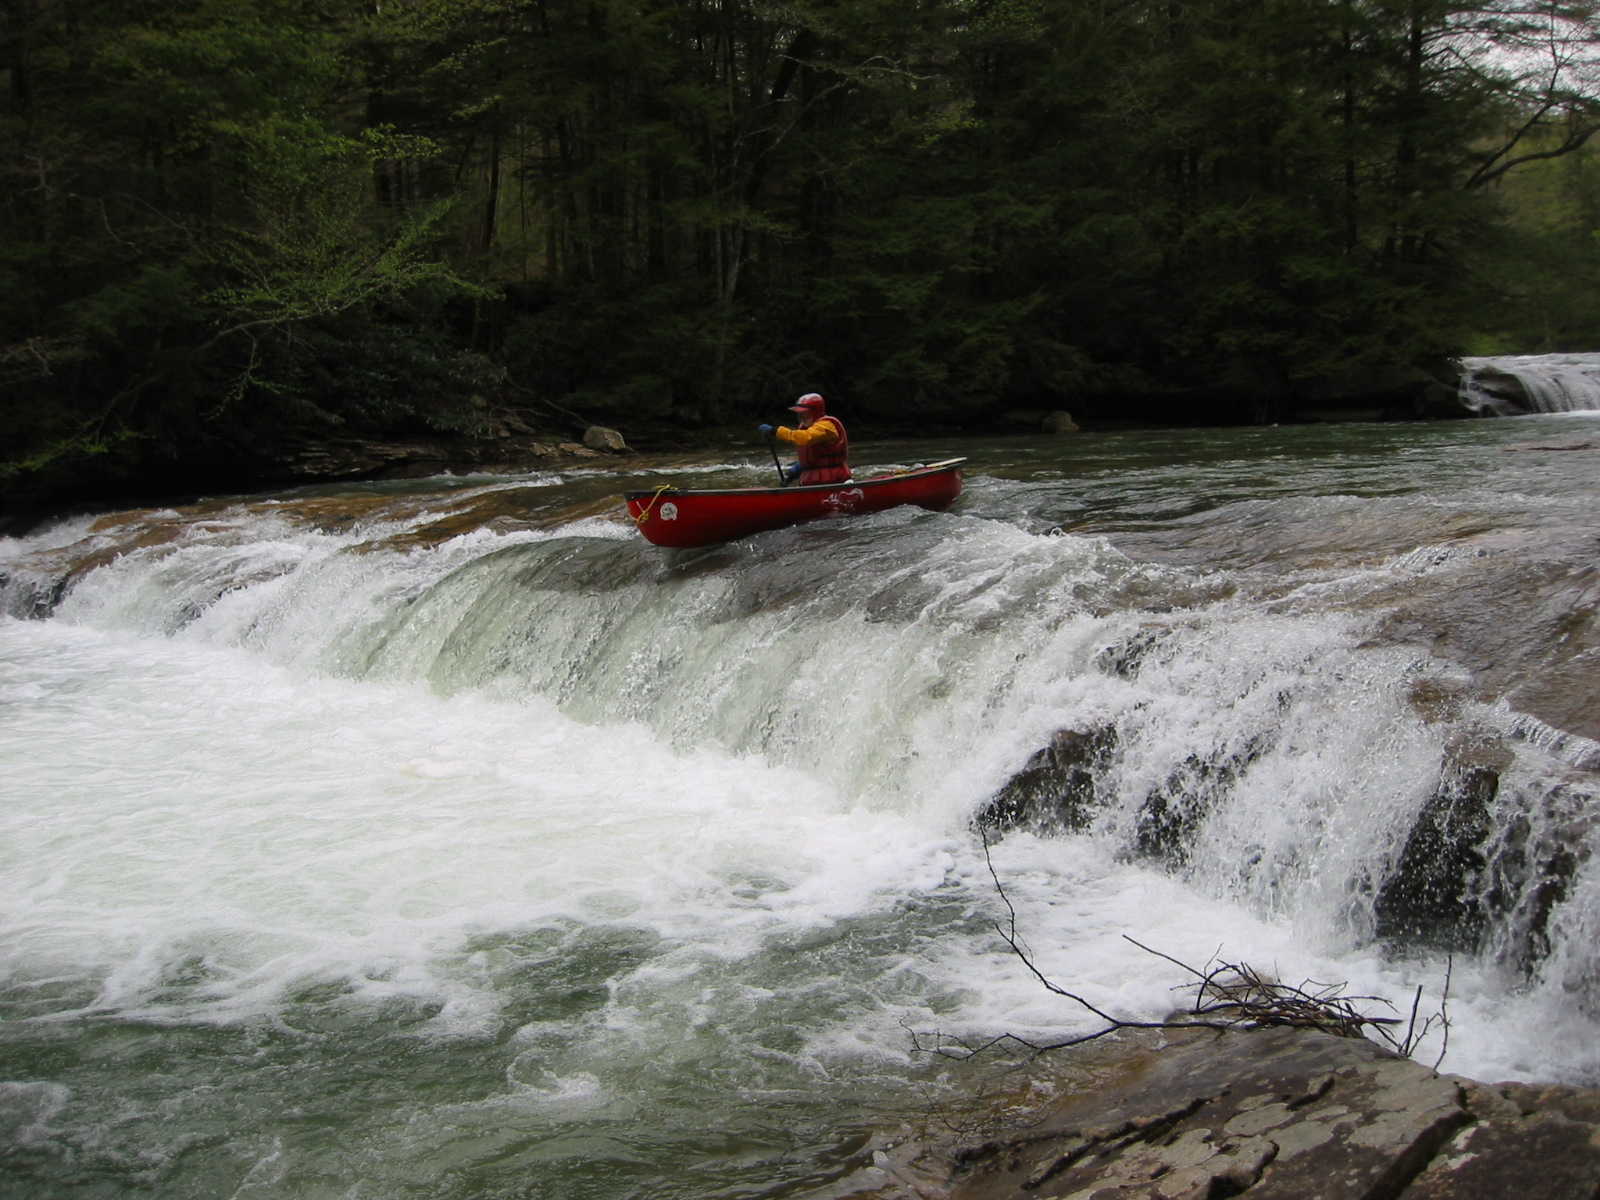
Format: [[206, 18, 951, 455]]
[[3, 0, 1598, 506]]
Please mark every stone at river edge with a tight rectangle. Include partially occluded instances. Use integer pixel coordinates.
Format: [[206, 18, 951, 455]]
[[851, 1026, 1600, 1199], [583, 425, 629, 452]]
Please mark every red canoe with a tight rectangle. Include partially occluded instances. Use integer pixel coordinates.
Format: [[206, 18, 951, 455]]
[[624, 458, 966, 548]]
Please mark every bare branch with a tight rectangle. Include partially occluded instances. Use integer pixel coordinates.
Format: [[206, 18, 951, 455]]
[[1466, 120, 1600, 187], [912, 837, 1453, 1071]]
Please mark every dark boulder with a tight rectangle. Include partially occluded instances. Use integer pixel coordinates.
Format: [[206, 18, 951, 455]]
[[1374, 740, 1594, 976], [1374, 752, 1506, 953], [978, 727, 1117, 835]]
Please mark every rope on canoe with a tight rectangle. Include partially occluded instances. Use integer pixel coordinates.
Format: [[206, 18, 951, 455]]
[[632, 484, 674, 524]]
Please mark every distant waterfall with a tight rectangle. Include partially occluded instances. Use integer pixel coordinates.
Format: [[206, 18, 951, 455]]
[[1459, 353, 1600, 414]]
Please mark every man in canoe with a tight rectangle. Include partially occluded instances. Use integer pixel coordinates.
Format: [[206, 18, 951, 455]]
[[758, 393, 851, 485]]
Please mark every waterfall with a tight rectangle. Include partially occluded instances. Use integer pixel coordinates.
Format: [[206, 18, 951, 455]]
[[5, 481, 1595, 1047], [1459, 352, 1600, 414]]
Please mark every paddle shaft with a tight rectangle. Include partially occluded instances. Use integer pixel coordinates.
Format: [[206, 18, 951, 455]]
[[767, 435, 787, 486]]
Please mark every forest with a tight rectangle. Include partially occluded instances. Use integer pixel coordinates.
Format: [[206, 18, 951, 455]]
[[3, 0, 1599, 513]]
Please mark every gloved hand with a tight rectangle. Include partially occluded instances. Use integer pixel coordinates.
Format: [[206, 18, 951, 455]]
[[758, 423, 775, 436], [785, 463, 804, 481]]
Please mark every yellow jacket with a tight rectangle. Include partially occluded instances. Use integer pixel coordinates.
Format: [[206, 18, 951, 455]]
[[774, 422, 839, 447]]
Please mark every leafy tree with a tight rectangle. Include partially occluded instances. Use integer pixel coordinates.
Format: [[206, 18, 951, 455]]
[[7, 0, 1600, 516], [0, 0, 488, 505], [1469, 135, 1600, 349]]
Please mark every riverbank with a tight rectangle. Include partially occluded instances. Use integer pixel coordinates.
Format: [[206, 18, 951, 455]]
[[0, 382, 1457, 536], [843, 1025, 1600, 1198]]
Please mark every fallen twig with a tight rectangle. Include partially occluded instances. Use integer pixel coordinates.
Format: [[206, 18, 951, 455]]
[[911, 834, 1450, 1067]]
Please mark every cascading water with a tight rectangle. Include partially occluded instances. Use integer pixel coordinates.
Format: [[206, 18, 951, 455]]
[[1, 418, 1597, 1198], [1458, 351, 1600, 414]]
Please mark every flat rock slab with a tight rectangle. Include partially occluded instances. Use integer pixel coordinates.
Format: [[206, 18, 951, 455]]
[[856, 1027, 1600, 1199]]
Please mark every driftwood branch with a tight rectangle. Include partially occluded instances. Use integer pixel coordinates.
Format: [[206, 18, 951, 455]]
[[911, 834, 1450, 1067]]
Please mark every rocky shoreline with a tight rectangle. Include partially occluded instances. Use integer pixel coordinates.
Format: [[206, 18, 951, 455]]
[[842, 1025, 1600, 1199]]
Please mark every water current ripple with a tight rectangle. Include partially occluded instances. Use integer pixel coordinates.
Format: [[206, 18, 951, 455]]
[[1, 417, 1597, 1198]]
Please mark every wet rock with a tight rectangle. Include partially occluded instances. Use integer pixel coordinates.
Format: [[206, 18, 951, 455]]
[[1133, 736, 1269, 869], [1092, 627, 1164, 680], [1481, 783, 1595, 979], [1043, 411, 1080, 434], [0, 514, 208, 617], [285, 439, 452, 479], [980, 716, 1271, 868], [979, 728, 1116, 835], [1373, 737, 1595, 974], [362, 486, 566, 552], [1404, 1079, 1600, 1199], [1373, 753, 1505, 953], [0, 569, 68, 619], [1457, 366, 1537, 416], [0, 466, 630, 617], [856, 1026, 1600, 1199], [277, 431, 610, 483], [1406, 677, 1472, 724], [1365, 549, 1600, 747]]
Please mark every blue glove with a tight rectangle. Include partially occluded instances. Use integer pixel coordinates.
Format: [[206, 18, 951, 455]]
[[758, 423, 775, 436], [785, 463, 804, 481]]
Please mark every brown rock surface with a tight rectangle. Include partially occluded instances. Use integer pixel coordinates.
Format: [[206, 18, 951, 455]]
[[847, 1027, 1600, 1199]]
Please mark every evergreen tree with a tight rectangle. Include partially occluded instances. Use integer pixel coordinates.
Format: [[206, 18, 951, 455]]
[[5, 0, 1600, 513]]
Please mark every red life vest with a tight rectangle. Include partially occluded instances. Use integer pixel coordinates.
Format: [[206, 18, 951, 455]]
[[795, 415, 850, 484]]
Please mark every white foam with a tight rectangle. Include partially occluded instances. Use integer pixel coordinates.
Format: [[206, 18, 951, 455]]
[[2, 455, 1595, 1094]]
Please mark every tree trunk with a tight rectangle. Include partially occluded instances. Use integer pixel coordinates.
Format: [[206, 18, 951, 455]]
[[482, 112, 502, 255]]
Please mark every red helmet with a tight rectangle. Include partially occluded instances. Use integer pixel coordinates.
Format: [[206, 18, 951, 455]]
[[789, 393, 826, 415]]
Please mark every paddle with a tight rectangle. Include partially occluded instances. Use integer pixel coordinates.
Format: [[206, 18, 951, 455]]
[[766, 433, 788, 486]]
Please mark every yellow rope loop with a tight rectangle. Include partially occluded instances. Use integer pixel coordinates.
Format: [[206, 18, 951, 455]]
[[632, 484, 674, 524]]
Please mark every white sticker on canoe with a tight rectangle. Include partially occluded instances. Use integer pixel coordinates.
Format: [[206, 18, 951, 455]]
[[825, 489, 865, 513], [660, 502, 679, 521]]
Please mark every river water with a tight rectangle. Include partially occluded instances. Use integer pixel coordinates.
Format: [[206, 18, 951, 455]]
[[2, 412, 1598, 1198]]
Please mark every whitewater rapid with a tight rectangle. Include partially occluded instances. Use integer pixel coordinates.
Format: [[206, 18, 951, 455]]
[[2, 420, 1597, 1198]]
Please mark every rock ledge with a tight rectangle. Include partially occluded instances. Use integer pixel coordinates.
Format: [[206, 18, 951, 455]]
[[852, 1026, 1600, 1199]]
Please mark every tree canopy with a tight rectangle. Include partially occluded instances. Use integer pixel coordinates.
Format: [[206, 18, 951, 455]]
[[3, 0, 1599, 507]]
